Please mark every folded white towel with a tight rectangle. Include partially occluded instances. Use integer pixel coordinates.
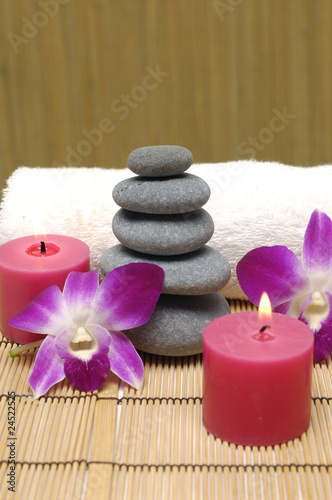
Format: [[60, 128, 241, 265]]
[[1, 162, 331, 299]]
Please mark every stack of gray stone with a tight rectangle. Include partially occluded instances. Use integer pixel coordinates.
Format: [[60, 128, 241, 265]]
[[100, 145, 231, 356]]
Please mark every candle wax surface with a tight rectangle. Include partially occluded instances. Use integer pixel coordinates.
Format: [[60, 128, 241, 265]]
[[0, 235, 90, 343], [25, 242, 61, 257], [203, 311, 314, 447]]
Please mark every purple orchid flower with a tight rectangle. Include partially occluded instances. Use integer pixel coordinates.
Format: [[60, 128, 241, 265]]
[[9, 263, 164, 398], [237, 210, 332, 363]]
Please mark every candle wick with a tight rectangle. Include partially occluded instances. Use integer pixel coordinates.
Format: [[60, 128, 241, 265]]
[[40, 241, 46, 253], [259, 325, 271, 333]]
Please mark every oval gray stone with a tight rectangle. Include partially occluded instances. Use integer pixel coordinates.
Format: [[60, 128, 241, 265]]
[[112, 208, 214, 256], [127, 145, 193, 177], [122, 292, 231, 356], [100, 244, 231, 295], [112, 173, 210, 214]]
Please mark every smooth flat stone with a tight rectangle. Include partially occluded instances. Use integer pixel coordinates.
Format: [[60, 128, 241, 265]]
[[123, 292, 231, 356], [101, 244, 231, 295], [127, 145, 193, 177], [112, 208, 214, 256], [112, 173, 210, 214]]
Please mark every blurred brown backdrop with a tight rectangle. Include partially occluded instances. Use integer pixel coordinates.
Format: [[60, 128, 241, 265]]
[[0, 0, 331, 195]]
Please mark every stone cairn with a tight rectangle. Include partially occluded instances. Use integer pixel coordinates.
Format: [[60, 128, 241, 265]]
[[100, 145, 231, 356]]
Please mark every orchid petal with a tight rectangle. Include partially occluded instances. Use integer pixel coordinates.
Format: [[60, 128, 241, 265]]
[[302, 210, 332, 274], [89, 263, 164, 330], [304, 293, 332, 363], [300, 291, 330, 333], [63, 270, 99, 325], [108, 330, 144, 390], [55, 324, 111, 392], [62, 353, 111, 393], [273, 301, 292, 315], [273, 293, 313, 319], [55, 326, 79, 359], [8, 286, 74, 336], [236, 246, 310, 306], [29, 336, 65, 398], [313, 326, 332, 363], [299, 294, 313, 316]]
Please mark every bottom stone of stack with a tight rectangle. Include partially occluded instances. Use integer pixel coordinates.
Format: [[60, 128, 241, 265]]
[[122, 292, 230, 356]]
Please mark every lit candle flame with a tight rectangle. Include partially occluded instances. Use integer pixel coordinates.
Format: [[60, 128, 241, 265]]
[[258, 292, 272, 320], [32, 208, 47, 242]]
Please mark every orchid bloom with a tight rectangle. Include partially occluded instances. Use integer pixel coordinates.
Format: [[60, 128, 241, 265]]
[[9, 263, 164, 398], [237, 210, 332, 363]]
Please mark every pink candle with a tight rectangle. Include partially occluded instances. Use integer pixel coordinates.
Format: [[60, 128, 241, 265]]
[[0, 235, 90, 344], [203, 297, 314, 446]]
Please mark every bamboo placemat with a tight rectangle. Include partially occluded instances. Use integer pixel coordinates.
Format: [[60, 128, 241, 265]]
[[1, 299, 332, 500]]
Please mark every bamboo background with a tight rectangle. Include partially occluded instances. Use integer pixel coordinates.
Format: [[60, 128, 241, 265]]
[[0, 1, 332, 196]]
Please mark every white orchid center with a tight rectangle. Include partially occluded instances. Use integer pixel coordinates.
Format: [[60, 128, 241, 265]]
[[302, 290, 329, 332], [311, 290, 327, 307], [69, 326, 98, 360]]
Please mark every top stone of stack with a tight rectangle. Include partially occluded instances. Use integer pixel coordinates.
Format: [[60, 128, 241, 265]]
[[127, 145, 193, 177]]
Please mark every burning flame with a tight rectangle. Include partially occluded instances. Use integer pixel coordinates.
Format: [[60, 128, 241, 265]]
[[32, 208, 47, 242], [258, 292, 272, 320]]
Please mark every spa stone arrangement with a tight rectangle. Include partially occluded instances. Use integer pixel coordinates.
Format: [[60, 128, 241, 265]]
[[100, 145, 231, 356]]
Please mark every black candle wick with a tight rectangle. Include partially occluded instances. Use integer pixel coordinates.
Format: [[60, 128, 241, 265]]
[[259, 325, 271, 333], [40, 241, 46, 253]]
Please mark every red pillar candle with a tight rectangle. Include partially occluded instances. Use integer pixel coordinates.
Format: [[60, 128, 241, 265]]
[[0, 235, 90, 344], [203, 295, 314, 446]]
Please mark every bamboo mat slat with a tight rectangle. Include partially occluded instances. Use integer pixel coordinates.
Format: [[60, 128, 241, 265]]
[[1, 299, 332, 499]]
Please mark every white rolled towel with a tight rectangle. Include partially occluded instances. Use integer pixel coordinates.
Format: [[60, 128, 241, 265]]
[[0, 161, 331, 299]]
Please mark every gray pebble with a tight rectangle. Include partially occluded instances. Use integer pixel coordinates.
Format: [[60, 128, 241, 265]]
[[122, 292, 230, 356], [112, 173, 210, 214], [100, 244, 231, 295], [127, 145, 193, 177], [112, 208, 214, 256]]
